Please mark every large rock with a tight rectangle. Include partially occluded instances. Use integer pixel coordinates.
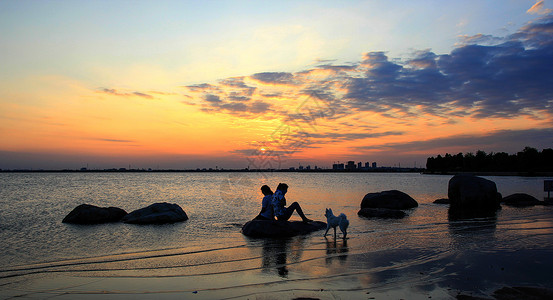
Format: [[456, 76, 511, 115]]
[[448, 174, 501, 211], [502, 193, 542, 207], [242, 220, 326, 238], [123, 202, 188, 224], [360, 190, 418, 210], [62, 204, 127, 224], [358, 208, 407, 219]]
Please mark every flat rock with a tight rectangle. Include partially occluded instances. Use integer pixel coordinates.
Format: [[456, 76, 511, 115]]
[[358, 207, 407, 219], [63, 204, 127, 224], [361, 190, 418, 210], [123, 202, 188, 224], [241, 220, 326, 238], [502, 193, 542, 207], [448, 174, 501, 212]]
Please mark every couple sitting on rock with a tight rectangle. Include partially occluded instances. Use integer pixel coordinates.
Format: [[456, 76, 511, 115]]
[[254, 183, 312, 223]]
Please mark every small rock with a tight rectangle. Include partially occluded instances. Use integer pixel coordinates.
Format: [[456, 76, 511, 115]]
[[502, 193, 542, 207], [433, 198, 450, 204]]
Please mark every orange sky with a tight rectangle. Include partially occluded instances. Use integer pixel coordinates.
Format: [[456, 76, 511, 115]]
[[1, 1, 552, 170]]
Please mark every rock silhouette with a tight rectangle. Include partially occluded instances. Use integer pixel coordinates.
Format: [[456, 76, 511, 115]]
[[62, 204, 127, 224], [361, 190, 418, 210], [242, 220, 326, 238], [123, 202, 188, 224], [448, 174, 502, 212], [502, 193, 542, 207]]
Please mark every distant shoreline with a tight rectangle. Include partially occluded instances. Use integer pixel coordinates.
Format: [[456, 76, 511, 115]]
[[0, 167, 424, 173], [1, 168, 552, 176]]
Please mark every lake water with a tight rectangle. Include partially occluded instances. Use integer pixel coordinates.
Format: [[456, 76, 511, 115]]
[[1, 172, 552, 299]]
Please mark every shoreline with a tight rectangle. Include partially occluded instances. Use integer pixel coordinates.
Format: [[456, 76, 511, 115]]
[[2, 169, 553, 177]]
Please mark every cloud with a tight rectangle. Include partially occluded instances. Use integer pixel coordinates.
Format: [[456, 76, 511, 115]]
[[352, 128, 553, 154], [204, 94, 222, 103], [182, 13, 553, 155], [343, 15, 553, 119], [96, 138, 136, 143], [528, 1, 552, 15], [100, 88, 154, 99], [307, 131, 404, 143], [250, 72, 295, 85]]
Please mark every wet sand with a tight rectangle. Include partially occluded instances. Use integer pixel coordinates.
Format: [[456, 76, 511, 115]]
[[2, 229, 553, 299]]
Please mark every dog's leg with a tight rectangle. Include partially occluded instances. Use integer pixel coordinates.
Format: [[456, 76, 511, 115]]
[[324, 225, 329, 237], [333, 227, 337, 240]]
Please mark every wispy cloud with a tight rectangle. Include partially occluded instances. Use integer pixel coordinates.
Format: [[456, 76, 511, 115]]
[[99, 88, 154, 99], [352, 128, 553, 154], [528, 1, 552, 15]]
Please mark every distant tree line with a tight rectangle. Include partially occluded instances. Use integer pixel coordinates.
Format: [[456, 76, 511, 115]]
[[426, 147, 553, 173]]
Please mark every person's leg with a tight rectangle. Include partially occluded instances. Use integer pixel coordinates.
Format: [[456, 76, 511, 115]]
[[278, 202, 311, 222]]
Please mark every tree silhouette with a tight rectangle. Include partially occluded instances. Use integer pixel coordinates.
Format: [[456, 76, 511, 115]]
[[426, 147, 553, 173]]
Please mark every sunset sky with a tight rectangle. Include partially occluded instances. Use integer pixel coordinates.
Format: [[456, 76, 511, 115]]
[[1, 1, 553, 170]]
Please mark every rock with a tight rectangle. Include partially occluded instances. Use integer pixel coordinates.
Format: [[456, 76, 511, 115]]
[[361, 190, 418, 210], [62, 204, 127, 224], [358, 208, 407, 219], [122, 202, 188, 224], [502, 193, 542, 207], [433, 198, 450, 204], [448, 174, 501, 211], [241, 220, 326, 238]]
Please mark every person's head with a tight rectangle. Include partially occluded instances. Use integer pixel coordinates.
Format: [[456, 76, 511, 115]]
[[276, 183, 288, 194], [261, 185, 273, 196]]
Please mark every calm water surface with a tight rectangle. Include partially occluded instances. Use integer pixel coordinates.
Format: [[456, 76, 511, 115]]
[[0, 172, 552, 299]]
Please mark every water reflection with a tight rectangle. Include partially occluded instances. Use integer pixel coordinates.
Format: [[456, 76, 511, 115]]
[[448, 207, 498, 249], [260, 237, 306, 278], [324, 236, 348, 265]]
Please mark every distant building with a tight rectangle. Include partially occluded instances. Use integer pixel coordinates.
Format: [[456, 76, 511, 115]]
[[372, 162, 377, 168], [346, 161, 356, 170], [365, 162, 370, 169], [332, 163, 345, 170], [357, 162, 362, 169]]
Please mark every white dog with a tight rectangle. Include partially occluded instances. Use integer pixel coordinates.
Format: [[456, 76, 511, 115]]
[[324, 208, 349, 239]]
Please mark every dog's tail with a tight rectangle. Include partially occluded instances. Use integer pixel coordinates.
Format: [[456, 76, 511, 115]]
[[338, 213, 347, 220]]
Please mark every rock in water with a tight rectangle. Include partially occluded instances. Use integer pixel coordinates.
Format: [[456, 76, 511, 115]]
[[448, 174, 501, 211], [433, 198, 450, 204], [62, 204, 127, 224], [502, 193, 542, 207], [241, 220, 326, 238], [358, 208, 407, 219], [360, 190, 418, 210], [123, 202, 188, 224]]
